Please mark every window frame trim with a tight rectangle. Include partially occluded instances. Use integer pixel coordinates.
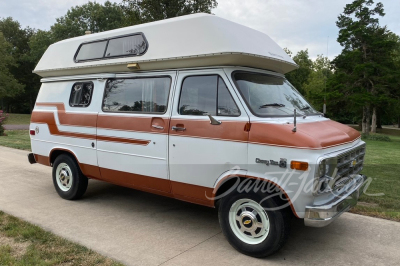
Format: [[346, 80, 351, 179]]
[[231, 70, 320, 118], [101, 75, 172, 115], [69, 81, 95, 108], [177, 74, 241, 117], [73, 32, 149, 63]]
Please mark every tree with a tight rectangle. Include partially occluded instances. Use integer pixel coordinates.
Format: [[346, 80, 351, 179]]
[[0, 17, 33, 112], [0, 33, 24, 104], [334, 0, 400, 134], [122, 0, 218, 25], [303, 55, 332, 112], [284, 49, 313, 95], [51, 1, 125, 41]]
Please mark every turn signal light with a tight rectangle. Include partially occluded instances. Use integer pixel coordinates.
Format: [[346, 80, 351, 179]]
[[291, 161, 308, 171], [29, 130, 35, 136]]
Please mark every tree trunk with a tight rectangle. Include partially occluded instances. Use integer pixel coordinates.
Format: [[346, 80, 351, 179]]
[[362, 105, 370, 135], [398, 116, 400, 128], [377, 113, 382, 129], [371, 107, 377, 133]]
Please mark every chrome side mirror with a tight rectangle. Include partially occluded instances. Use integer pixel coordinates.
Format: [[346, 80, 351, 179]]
[[208, 114, 222, 125]]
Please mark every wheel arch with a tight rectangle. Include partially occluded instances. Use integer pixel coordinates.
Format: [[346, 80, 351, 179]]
[[213, 174, 299, 218]]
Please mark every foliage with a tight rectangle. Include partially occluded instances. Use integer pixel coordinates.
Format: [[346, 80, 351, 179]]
[[332, 0, 400, 134], [0, 32, 24, 101], [0, 18, 35, 113], [0, 110, 8, 136], [361, 133, 391, 141], [122, 0, 218, 24], [51, 1, 125, 41], [284, 48, 313, 95]]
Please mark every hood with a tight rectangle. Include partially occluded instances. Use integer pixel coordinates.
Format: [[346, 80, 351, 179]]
[[249, 120, 360, 149]]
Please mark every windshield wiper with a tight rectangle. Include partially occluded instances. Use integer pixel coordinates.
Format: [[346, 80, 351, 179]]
[[259, 103, 285, 108], [300, 106, 311, 111]]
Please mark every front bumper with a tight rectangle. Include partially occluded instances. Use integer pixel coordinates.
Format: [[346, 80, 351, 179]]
[[304, 174, 367, 227]]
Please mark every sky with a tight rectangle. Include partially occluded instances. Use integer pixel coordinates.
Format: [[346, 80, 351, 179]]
[[0, 0, 399, 59]]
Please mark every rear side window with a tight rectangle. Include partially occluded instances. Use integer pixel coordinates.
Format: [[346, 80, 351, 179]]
[[74, 33, 148, 62], [102, 77, 171, 113], [75, 41, 107, 62], [69, 82, 94, 107], [179, 75, 240, 116], [105, 35, 147, 57]]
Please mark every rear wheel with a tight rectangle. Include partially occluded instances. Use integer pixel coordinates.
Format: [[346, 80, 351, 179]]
[[218, 190, 290, 257], [52, 154, 88, 200]]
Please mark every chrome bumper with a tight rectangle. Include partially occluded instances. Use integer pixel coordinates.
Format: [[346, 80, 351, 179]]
[[304, 174, 367, 227]]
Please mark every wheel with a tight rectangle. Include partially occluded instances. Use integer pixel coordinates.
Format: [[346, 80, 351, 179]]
[[218, 189, 290, 257], [52, 154, 88, 200]]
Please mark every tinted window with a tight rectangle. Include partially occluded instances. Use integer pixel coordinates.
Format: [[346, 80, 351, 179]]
[[217, 78, 240, 116], [69, 82, 94, 107], [105, 35, 147, 57], [179, 76, 239, 116], [75, 41, 107, 62], [102, 77, 171, 113], [234, 72, 319, 117]]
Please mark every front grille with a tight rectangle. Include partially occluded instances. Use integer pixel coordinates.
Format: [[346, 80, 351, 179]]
[[333, 144, 366, 190]]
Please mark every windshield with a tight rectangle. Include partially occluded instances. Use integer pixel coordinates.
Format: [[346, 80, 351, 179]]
[[233, 72, 320, 117]]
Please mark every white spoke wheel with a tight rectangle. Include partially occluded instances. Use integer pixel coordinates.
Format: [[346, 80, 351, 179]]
[[229, 199, 270, 245], [218, 189, 290, 258], [52, 154, 88, 200], [56, 163, 73, 192]]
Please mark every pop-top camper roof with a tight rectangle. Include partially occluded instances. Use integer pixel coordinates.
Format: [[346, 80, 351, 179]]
[[34, 13, 297, 78]]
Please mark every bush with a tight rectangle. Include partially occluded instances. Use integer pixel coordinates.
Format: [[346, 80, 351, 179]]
[[0, 110, 8, 136], [361, 133, 392, 142]]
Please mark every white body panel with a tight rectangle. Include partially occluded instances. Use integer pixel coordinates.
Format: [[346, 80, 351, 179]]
[[34, 14, 297, 77]]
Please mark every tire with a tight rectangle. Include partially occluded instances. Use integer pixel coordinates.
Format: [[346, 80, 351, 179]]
[[52, 154, 88, 200], [218, 189, 290, 257]]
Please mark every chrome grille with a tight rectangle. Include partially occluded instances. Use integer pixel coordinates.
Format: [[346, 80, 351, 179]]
[[333, 144, 366, 190]]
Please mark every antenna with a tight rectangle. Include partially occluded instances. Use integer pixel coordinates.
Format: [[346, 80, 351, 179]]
[[292, 109, 297, 132]]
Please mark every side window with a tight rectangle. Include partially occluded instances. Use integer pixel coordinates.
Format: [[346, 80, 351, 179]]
[[217, 77, 240, 116], [102, 77, 171, 113], [179, 75, 240, 116], [69, 82, 94, 107]]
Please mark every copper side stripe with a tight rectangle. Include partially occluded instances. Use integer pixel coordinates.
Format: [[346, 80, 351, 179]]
[[36, 102, 97, 127], [31, 111, 150, 146]]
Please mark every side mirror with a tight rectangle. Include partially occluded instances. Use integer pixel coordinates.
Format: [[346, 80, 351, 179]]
[[208, 114, 222, 125]]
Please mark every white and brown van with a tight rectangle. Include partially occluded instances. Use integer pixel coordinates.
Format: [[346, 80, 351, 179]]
[[29, 13, 367, 257]]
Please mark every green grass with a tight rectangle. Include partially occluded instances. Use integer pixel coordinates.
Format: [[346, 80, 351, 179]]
[[3, 113, 31, 125], [350, 134, 400, 221], [0, 211, 124, 266], [0, 130, 31, 150]]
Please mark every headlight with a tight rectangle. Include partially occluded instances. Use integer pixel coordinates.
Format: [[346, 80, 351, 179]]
[[314, 157, 338, 194]]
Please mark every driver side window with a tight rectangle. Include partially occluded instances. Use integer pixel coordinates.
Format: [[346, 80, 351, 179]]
[[178, 75, 240, 116]]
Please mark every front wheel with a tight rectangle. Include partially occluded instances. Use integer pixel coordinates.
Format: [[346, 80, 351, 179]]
[[52, 154, 88, 200], [218, 190, 290, 257]]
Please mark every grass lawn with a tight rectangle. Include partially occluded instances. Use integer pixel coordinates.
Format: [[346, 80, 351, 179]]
[[0, 130, 31, 150], [350, 134, 400, 221], [3, 113, 31, 125], [0, 211, 123, 266]]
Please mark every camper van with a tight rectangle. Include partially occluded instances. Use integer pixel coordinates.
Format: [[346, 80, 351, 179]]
[[29, 13, 367, 257]]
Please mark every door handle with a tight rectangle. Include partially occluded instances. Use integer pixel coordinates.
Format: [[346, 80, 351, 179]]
[[172, 126, 186, 131], [152, 125, 164, 130]]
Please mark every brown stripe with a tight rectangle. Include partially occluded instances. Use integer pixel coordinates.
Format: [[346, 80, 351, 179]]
[[36, 103, 97, 127], [97, 115, 169, 134], [34, 153, 298, 214], [170, 118, 249, 143], [31, 111, 150, 145]]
